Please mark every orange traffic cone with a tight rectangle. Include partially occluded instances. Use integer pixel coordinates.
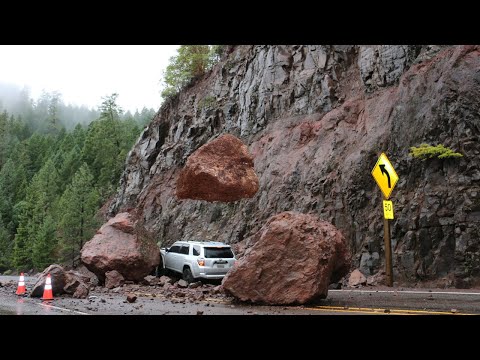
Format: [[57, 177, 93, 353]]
[[41, 273, 54, 301], [16, 273, 26, 295]]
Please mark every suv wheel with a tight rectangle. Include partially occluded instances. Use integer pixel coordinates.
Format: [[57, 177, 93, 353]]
[[183, 267, 194, 283]]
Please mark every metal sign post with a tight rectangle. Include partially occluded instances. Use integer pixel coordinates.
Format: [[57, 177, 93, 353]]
[[383, 199, 393, 287]]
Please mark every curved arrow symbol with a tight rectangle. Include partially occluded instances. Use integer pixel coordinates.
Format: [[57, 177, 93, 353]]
[[379, 164, 391, 188]]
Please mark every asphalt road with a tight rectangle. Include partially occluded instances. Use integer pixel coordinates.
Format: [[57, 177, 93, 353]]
[[1, 276, 480, 315]]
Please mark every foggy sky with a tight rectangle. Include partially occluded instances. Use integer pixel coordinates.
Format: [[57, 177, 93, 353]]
[[0, 45, 179, 112]]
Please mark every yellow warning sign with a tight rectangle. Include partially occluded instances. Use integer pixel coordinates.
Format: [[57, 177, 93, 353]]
[[383, 200, 394, 219], [371, 153, 399, 199]]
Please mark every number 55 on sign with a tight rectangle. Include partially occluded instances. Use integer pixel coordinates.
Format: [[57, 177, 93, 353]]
[[383, 200, 394, 219]]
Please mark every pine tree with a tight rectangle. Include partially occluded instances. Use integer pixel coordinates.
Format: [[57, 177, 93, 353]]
[[0, 217, 12, 272], [0, 110, 8, 168], [32, 215, 57, 270], [0, 158, 28, 233], [82, 94, 136, 199], [24, 133, 51, 179], [13, 158, 60, 271], [72, 123, 86, 149], [12, 201, 33, 271], [47, 91, 62, 135], [58, 163, 99, 267], [99, 93, 123, 123], [58, 145, 82, 191]]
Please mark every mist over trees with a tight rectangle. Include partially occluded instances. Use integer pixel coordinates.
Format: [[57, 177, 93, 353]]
[[0, 87, 157, 273], [0, 82, 156, 131]]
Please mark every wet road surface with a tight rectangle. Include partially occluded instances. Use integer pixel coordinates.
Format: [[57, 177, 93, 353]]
[[1, 276, 480, 315]]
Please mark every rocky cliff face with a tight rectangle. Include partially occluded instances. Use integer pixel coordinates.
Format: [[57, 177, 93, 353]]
[[110, 45, 480, 288]]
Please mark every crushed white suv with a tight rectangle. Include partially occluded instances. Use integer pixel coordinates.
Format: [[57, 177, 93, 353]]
[[160, 241, 236, 283]]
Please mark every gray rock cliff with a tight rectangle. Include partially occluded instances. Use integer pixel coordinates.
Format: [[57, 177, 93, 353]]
[[109, 45, 480, 287]]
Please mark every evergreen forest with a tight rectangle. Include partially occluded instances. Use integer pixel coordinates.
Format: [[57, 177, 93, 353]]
[[0, 85, 155, 273]]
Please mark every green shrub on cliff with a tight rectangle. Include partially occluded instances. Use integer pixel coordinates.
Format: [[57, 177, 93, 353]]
[[409, 143, 463, 160], [161, 46, 220, 99]]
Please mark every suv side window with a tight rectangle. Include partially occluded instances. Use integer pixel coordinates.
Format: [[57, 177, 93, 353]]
[[193, 245, 200, 256], [168, 245, 180, 253], [180, 245, 190, 255], [169, 245, 180, 253]]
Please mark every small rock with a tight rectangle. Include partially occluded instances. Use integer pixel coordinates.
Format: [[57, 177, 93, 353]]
[[176, 291, 186, 297], [196, 311, 204, 315], [188, 281, 202, 289], [348, 269, 367, 287], [73, 283, 89, 299], [177, 279, 188, 288], [63, 270, 91, 296], [194, 293, 205, 301], [143, 275, 158, 286], [105, 270, 125, 289], [212, 285, 223, 294], [100, 298, 106, 303], [126, 294, 137, 303], [366, 276, 377, 286], [88, 296, 98, 300], [451, 308, 458, 314], [158, 275, 174, 286]]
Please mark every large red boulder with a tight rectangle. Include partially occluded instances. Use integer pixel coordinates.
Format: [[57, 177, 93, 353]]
[[176, 134, 259, 202], [80, 212, 160, 283], [222, 212, 351, 304]]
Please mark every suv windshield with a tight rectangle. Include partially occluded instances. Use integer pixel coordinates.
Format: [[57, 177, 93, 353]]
[[204, 247, 234, 258]]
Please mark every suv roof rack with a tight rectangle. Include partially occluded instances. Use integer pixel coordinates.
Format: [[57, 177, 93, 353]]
[[176, 240, 228, 246]]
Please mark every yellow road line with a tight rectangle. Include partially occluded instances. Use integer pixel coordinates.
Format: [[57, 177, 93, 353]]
[[305, 306, 404, 315], [306, 305, 473, 315], [126, 292, 475, 315]]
